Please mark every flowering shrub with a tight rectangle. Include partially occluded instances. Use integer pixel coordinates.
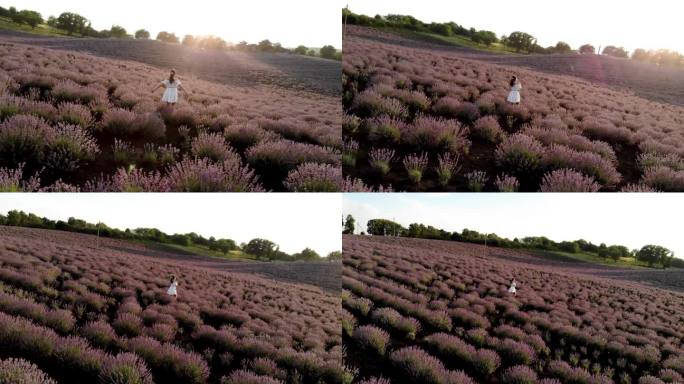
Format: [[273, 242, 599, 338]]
[[495, 174, 519, 192], [284, 162, 342, 192], [0, 115, 54, 169], [368, 147, 395, 176], [57, 102, 92, 128], [0, 357, 56, 384], [539, 169, 600, 192], [191, 132, 238, 163], [352, 325, 391, 355], [472, 116, 504, 143], [501, 365, 537, 384], [401, 115, 470, 154], [403, 152, 429, 184], [367, 115, 404, 144], [166, 157, 263, 192], [99, 353, 153, 384], [389, 346, 446, 384], [437, 152, 460, 187], [465, 171, 488, 192], [495, 134, 545, 176]]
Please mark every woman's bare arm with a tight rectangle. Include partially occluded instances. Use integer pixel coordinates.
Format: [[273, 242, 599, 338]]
[[151, 83, 162, 93], [179, 84, 189, 93]]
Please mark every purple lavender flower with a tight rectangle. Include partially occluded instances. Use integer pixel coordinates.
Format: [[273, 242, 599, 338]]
[[284, 162, 342, 192], [166, 157, 264, 192], [99, 352, 153, 384], [402, 115, 470, 154], [403, 152, 429, 184], [352, 325, 391, 355], [57, 102, 93, 128], [495, 174, 520, 192], [389, 346, 446, 384], [539, 168, 600, 192], [368, 147, 395, 176], [495, 133, 545, 176], [501, 365, 538, 384], [0, 357, 56, 384], [191, 132, 239, 163], [437, 152, 460, 187], [465, 171, 488, 192]]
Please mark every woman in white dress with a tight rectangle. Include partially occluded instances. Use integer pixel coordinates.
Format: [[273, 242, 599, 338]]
[[167, 275, 179, 299], [507, 76, 522, 104], [151, 69, 188, 106], [508, 278, 517, 295]]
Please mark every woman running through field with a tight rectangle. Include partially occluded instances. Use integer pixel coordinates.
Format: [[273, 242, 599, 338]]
[[507, 75, 522, 104], [508, 278, 517, 295], [167, 275, 179, 299], [151, 69, 188, 106]]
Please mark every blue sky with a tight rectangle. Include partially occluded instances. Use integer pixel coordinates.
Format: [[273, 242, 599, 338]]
[[344, 193, 684, 258], [0, 194, 341, 255], [346, 0, 683, 53], [2, 0, 341, 48]]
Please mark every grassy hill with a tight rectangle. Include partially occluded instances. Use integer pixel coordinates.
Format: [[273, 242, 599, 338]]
[[531, 249, 651, 269], [0, 16, 76, 37], [141, 240, 258, 261], [391, 27, 519, 54]]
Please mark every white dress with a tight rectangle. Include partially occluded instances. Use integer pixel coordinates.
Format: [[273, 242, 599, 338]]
[[507, 83, 522, 103], [167, 281, 178, 296], [508, 281, 517, 294], [161, 79, 181, 103]]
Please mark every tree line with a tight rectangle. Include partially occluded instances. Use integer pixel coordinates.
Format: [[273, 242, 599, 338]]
[[342, 215, 679, 269], [343, 9, 684, 67], [0, 5, 340, 60], [0, 210, 341, 262]]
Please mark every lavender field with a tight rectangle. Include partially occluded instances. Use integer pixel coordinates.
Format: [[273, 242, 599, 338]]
[[343, 235, 684, 384], [0, 226, 344, 383], [342, 27, 684, 192], [0, 39, 341, 192]]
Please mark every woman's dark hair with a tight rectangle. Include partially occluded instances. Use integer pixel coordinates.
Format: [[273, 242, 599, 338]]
[[169, 69, 176, 84], [170, 274, 176, 282], [509, 76, 517, 87]]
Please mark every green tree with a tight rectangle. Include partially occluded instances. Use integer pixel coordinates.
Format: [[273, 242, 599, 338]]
[[327, 251, 342, 261], [558, 241, 579, 253], [135, 29, 150, 39], [18, 10, 43, 28], [109, 25, 127, 38], [602, 45, 629, 58], [258, 39, 273, 51], [367, 219, 405, 236], [637, 245, 673, 268], [320, 45, 337, 60], [182, 34, 196, 46], [294, 248, 320, 260], [472, 30, 498, 46], [579, 44, 595, 54], [504, 31, 537, 53], [294, 45, 308, 55], [343, 214, 355, 234], [243, 238, 279, 260], [156, 31, 179, 43], [553, 41, 572, 54], [55, 12, 88, 35]]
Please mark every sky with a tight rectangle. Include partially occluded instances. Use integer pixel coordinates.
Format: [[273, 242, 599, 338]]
[[0, 194, 341, 255], [345, 0, 683, 54], [344, 194, 684, 258], [2, 0, 342, 48]]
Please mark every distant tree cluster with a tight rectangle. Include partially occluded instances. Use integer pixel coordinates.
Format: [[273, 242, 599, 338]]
[[352, 215, 678, 269], [2, 4, 339, 60], [343, 9, 499, 48], [182, 34, 228, 50], [0, 6, 43, 28], [344, 8, 683, 64], [0, 210, 338, 262]]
